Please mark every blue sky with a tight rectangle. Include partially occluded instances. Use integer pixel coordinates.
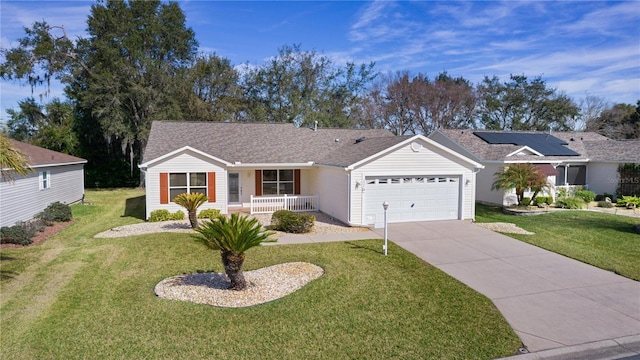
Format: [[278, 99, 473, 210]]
[[1, 1, 639, 120]]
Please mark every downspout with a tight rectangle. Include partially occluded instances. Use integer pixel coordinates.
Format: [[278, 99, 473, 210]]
[[347, 170, 351, 224]]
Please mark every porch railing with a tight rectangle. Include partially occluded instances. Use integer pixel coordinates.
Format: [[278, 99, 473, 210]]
[[250, 194, 319, 214]]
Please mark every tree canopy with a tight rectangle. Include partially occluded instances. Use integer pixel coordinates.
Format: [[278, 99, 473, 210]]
[[1, 1, 637, 188]]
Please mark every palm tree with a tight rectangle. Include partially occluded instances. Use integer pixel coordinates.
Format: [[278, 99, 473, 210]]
[[0, 134, 33, 182], [195, 214, 276, 290], [173, 192, 208, 228], [492, 163, 549, 206]]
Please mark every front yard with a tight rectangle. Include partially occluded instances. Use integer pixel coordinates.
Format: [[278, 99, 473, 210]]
[[0, 189, 520, 360], [476, 204, 640, 281]]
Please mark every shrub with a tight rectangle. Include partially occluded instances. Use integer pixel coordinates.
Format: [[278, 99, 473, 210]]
[[533, 196, 551, 206], [597, 201, 613, 208], [170, 210, 185, 220], [198, 209, 221, 219], [556, 197, 586, 209], [36, 202, 72, 224], [271, 210, 315, 234], [575, 189, 596, 203], [149, 209, 171, 222], [521, 197, 531, 206], [0, 222, 36, 245], [617, 196, 640, 208], [149, 209, 185, 222]]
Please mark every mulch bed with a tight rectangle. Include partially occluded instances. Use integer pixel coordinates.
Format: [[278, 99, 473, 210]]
[[0, 220, 75, 249]]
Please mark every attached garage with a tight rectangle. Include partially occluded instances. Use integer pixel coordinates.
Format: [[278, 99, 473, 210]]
[[364, 175, 461, 227], [347, 137, 483, 227]]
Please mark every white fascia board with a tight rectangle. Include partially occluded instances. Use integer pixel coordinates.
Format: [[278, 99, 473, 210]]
[[506, 146, 544, 157], [138, 146, 231, 168], [228, 162, 315, 169], [347, 134, 484, 170], [1, 160, 88, 171]]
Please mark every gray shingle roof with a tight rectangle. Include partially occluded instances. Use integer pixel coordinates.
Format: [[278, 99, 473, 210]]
[[435, 129, 620, 162], [583, 139, 640, 162], [8, 139, 87, 167], [142, 121, 401, 167]]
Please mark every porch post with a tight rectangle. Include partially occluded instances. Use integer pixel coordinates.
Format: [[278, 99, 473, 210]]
[[284, 194, 288, 210]]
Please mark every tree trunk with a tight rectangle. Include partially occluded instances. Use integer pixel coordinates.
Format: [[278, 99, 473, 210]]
[[221, 251, 246, 290], [188, 210, 198, 229]]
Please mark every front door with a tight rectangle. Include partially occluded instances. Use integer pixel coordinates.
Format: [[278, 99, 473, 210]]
[[228, 172, 241, 205]]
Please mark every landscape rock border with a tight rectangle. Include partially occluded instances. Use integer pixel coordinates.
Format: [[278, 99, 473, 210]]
[[154, 262, 324, 308]]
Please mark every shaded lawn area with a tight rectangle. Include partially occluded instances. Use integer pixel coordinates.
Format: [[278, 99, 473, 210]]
[[0, 189, 521, 360], [476, 203, 640, 281]]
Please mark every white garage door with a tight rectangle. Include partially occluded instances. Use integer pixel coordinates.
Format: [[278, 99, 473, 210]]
[[364, 176, 460, 227]]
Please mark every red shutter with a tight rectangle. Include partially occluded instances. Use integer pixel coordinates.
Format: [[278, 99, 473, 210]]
[[207, 172, 216, 202], [255, 170, 262, 196], [294, 169, 301, 195], [160, 173, 168, 204]]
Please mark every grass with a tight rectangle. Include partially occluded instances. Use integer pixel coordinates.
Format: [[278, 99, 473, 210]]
[[476, 203, 640, 281], [0, 189, 521, 360]]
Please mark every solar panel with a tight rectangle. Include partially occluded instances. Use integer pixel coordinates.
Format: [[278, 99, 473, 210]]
[[473, 132, 581, 156]]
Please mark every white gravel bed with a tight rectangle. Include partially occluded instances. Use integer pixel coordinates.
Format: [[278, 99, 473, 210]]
[[94, 212, 367, 238], [94, 220, 194, 238], [154, 262, 324, 307], [476, 222, 534, 235]]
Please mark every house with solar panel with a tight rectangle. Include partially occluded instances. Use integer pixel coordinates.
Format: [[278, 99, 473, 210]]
[[429, 130, 640, 206]]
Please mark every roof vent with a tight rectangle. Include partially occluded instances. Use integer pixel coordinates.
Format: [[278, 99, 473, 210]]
[[335, 138, 340, 142], [355, 136, 366, 144]]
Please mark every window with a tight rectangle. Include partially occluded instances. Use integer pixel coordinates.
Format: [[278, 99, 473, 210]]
[[555, 166, 586, 186], [262, 170, 294, 195], [40, 171, 50, 190], [169, 172, 207, 201]]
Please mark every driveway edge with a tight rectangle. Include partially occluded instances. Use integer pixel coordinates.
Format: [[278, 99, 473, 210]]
[[495, 335, 640, 360]]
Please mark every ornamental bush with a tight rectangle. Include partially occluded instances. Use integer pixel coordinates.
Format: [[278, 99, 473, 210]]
[[36, 202, 72, 224], [0, 222, 37, 245], [575, 189, 596, 203], [271, 210, 315, 234], [198, 209, 221, 219], [556, 197, 586, 209], [521, 197, 531, 206], [617, 196, 640, 208]]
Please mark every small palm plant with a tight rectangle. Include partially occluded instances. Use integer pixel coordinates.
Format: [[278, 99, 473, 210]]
[[0, 134, 33, 182], [195, 214, 276, 291], [492, 163, 549, 206], [174, 192, 208, 228]]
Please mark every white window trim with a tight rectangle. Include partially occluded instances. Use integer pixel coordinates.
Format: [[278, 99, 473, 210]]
[[168, 172, 207, 202], [39, 171, 51, 190], [262, 169, 295, 196]]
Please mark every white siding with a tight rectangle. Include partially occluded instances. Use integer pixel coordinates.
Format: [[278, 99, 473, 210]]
[[0, 164, 85, 227], [587, 162, 619, 195], [476, 164, 506, 205], [350, 139, 476, 225], [314, 167, 349, 223], [145, 151, 227, 219]]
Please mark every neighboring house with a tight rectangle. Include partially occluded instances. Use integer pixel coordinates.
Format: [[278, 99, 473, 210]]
[[0, 140, 87, 227], [429, 129, 640, 206], [139, 121, 483, 227]]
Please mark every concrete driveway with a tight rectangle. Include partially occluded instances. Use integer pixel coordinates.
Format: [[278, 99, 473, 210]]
[[373, 220, 640, 354]]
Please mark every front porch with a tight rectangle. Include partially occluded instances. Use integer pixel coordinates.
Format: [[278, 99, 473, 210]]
[[249, 194, 319, 214]]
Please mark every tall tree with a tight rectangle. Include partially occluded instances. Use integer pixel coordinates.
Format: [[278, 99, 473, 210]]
[[585, 101, 639, 139], [180, 54, 243, 122], [575, 94, 609, 131], [241, 44, 375, 128], [1, 0, 199, 186], [477, 74, 579, 131], [6, 98, 78, 154], [362, 71, 476, 135]]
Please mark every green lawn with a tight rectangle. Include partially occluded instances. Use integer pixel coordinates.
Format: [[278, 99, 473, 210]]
[[0, 189, 520, 360], [476, 203, 640, 281]]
